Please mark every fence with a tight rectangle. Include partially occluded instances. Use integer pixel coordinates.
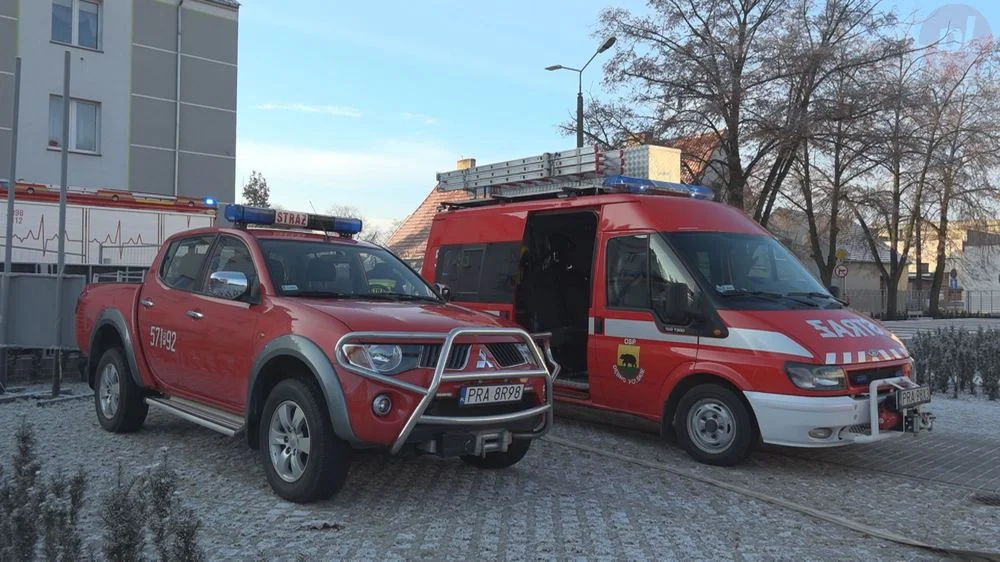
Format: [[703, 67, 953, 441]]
[[843, 289, 1000, 318], [97, 243, 161, 267]]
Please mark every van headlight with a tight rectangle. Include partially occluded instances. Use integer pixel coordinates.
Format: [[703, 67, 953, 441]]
[[342, 344, 419, 374], [785, 363, 847, 391]]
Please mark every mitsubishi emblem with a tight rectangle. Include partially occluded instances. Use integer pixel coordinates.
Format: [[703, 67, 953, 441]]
[[476, 348, 495, 369]]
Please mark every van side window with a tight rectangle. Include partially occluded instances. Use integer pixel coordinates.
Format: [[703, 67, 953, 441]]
[[435, 242, 520, 302], [606, 235, 650, 308]]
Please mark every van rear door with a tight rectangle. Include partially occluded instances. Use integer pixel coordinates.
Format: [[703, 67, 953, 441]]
[[591, 231, 702, 417]]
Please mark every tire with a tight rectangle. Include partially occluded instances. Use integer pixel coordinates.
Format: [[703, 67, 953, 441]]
[[94, 347, 148, 433], [674, 383, 755, 466], [259, 378, 351, 503], [460, 438, 532, 469]]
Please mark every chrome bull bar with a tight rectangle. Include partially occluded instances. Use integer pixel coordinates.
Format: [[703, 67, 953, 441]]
[[333, 327, 561, 454]]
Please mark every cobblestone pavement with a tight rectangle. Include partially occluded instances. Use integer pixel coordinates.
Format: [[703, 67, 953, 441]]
[[0, 384, 973, 561]]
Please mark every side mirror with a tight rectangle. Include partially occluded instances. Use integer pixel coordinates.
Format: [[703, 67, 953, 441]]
[[207, 271, 249, 300], [663, 282, 691, 324], [433, 282, 452, 301]]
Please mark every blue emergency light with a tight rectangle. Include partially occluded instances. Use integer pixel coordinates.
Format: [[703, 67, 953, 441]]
[[224, 204, 363, 236], [602, 175, 715, 200]]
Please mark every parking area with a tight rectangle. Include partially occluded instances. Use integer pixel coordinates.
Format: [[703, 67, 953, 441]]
[[1, 381, 997, 561]]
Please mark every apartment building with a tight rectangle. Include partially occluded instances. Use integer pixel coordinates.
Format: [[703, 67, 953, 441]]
[[0, 0, 239, 202]]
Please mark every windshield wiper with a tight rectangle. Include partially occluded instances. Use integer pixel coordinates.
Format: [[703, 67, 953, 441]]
[[719, 290, 820, 308], [363, 293, 441, 303], [287, 290, 355, 299], [787, 291, 848, 306]]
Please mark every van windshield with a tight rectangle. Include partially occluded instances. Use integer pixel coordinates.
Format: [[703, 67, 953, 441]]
[[665, 232, 842, 310], [258, 239, 439, 302]]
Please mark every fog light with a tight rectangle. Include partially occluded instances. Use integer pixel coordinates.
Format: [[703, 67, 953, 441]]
[[372, 394, 392, 417], [808, 427, 833, 439]]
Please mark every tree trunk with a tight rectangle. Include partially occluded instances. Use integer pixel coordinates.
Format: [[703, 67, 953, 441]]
[[929, 198, 951, 316], [885, 268, 903, 319]]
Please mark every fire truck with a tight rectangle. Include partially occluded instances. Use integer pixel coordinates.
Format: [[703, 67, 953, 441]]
[[0, 182, 215, 279], [420, 144, 934, 466]]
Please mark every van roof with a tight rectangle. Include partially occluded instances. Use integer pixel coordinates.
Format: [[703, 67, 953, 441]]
[[431, 193, 767, 237]]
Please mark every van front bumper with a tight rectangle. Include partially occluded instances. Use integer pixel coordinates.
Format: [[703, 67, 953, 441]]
[[744, 379, 934, 448]]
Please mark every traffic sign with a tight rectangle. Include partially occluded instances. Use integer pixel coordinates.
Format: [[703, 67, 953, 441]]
[[835, 248, 848, 261], [834, 264, 849, 278]]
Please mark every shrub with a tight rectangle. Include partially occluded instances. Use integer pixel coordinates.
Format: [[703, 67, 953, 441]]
[[0, 424, 209, 561], [908, 327, 1000, 400]]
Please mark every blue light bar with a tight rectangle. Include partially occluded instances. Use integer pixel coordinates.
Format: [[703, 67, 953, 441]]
[[225, 204, 276, 225], [224, 204, 364, 236], [602, 175, 715, 200], [203, 196, 217, 207]]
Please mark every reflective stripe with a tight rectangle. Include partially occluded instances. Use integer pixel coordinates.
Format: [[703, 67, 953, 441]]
[[482, 310, 501, 317], [843, 352, 852, 364], [890, 349, 903, 359], [588, 317, 595, 335], [702, 328, 813, 358], [603, 318, 698, 344], [825, 353, 837, 365], [857, 351, 866, 363], [879, 349, 891, 361]]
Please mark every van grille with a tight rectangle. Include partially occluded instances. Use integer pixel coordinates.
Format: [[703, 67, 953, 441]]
[[485, 343, 527, 368], [848, 366, 904, 387], [419, 344, 471, 370]]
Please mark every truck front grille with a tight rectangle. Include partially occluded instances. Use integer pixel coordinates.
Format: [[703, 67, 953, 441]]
[[419, 344, 471, 370], [485, 343, 526, 368], [848, 366, 904, 387]]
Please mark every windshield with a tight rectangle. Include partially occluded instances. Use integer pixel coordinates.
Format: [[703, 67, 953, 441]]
[[665, 232, 840, 309], [258, 239, 439, 301]]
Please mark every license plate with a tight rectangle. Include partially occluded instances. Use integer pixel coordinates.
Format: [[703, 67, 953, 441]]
[[896, 385, 931, 409], [459, 384, 524, 406]]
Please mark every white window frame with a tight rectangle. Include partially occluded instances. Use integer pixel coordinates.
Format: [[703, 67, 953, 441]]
[[48, 95, 102, 155], [51, 0, 103, 51]]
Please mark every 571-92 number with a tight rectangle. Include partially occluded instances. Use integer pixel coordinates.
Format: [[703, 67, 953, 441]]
[[149, 326, 177, 353]]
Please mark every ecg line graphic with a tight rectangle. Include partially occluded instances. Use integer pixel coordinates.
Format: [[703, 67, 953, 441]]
[[5, 212, 205, 258]]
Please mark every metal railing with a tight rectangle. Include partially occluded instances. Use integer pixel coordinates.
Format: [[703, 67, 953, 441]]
[[97, 243, 161, 267], [843, 289, 1000, 317], [333, 327, 560, 455], [91, 270, 147, 283]]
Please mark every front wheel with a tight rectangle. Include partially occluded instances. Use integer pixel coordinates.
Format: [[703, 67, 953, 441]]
[[461, 438, 532, 469], [675, 384, 755, 466], [94, 347, 148, 433], [259, 378, 351, 503]]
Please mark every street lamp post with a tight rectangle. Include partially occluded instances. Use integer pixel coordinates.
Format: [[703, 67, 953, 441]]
[[546, 36, 616, 148]]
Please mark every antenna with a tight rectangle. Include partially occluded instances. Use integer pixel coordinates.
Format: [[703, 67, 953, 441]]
[[308, 201, 331, 242]]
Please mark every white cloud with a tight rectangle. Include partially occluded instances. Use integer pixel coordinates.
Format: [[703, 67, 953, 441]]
[[235, 138, 458, 224], [255, 103, 362, 118], [401, 112, 440, 126]]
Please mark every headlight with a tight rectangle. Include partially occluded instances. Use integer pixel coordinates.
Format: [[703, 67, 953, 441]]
[[343, 344, 410, 374], [785, 363, 847, 391], [515, 343, 535, 365]]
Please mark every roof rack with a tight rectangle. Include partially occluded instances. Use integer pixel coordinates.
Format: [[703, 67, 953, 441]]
[[435, 143, 714, 209]]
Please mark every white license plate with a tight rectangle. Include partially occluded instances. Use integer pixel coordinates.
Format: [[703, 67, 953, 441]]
[[896, 385, 931, 409], [459, 384, 524, 406]]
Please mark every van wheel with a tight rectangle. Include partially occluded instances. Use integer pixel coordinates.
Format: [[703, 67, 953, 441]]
[[461, 438, 531, 469], [259, 378, 351, 503], [94, 347, 148, 433], [675, 384, 754, 466]]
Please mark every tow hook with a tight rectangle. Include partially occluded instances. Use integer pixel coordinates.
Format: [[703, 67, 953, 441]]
[[904, 409, 935, 434]]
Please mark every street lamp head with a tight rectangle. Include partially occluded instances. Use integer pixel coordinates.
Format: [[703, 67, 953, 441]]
[[545, 65, 563, 71], [598, 36, 617, 53]]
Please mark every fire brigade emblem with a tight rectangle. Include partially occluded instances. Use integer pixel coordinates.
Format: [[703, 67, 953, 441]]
[[614, 344, 645, 384]]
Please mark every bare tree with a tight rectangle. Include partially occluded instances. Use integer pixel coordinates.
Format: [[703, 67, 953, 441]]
[[326, 204, 398, 245], [924, 44, 1000, 314], [241, 171, 270, 207]]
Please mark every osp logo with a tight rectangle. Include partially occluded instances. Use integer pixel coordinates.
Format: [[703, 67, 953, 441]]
[[475, 347, 496, 369], [918, 4, 993, 53]]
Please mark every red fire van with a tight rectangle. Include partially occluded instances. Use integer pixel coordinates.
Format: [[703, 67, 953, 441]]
[[419, 145, 934, 466]]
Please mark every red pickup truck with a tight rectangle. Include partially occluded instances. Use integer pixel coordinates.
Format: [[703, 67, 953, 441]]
[[75, 204, 558, 503]]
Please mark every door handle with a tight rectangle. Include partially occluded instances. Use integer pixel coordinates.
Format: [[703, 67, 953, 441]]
[[186, 310, 204, 320], [140, 298, 154, 308]]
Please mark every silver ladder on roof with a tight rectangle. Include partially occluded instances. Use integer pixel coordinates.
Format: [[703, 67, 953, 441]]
[[435, 144, 684, 200]]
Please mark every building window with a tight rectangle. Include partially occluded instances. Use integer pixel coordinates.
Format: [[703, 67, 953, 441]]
[[49, 95, 101, 153], [51, 0, 101, 50]]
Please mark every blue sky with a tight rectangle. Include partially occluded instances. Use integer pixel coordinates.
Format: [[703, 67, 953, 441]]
[[233, 0, 1000, 231]]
